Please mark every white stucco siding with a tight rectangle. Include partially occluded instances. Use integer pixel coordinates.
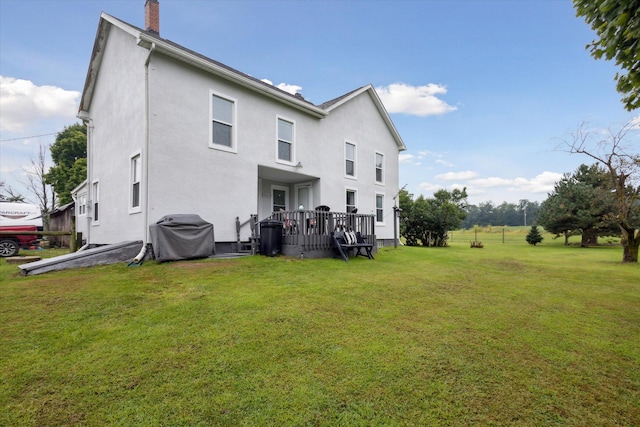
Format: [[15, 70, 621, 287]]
[[85, 27, 147, 244], [144, 54, 326, 241], [314, 91, 401, 239]]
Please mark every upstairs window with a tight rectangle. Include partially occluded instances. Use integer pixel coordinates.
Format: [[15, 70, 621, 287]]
[[375, 152, 384, 183], [211, 93, 235, 151], [277, 118, 294, 163], [78, 193, 87, 216], [345, 142, 356, 178]]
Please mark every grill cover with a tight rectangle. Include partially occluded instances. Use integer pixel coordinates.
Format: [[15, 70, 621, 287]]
[[149, 214, 215, 262]]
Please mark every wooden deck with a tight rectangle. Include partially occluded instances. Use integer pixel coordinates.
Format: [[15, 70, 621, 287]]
[[271, 210, 376, 258]]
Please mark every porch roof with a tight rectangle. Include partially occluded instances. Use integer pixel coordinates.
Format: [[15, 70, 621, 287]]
[[258, 165, 319, 184]]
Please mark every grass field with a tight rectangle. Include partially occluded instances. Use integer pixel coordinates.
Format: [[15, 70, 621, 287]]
[[1, 230, 638, 426]]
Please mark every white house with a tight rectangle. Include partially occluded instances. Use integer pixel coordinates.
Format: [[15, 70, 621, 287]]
[[74, 0, 406, 257]]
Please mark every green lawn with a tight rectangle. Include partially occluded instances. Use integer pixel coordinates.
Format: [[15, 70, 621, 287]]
[[1, 232, 639, 426]]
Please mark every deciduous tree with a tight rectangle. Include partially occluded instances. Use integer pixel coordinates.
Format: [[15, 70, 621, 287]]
[[561, 121, 640, 262], [574, 0, 640, 110], [45, 123, 87, 205], [400, 188, 468, 247]]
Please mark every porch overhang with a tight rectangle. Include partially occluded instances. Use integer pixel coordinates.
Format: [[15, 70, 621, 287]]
[[258, 165, 319, 183]]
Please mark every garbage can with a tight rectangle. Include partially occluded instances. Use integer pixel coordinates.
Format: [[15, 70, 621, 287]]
[[260, 219, 283, 256]]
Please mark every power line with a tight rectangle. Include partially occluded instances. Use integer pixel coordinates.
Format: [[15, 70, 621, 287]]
[[0, 132, 60, 143]]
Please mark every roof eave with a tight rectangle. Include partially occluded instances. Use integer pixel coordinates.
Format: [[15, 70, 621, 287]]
[[78, 15, 111, 116], [325, 85, 406, 151], [137, 33, 327, 119]]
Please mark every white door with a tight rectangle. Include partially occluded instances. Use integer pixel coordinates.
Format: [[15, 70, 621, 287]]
[[295, 184, 312, 210], [271, 185, 289, 212]]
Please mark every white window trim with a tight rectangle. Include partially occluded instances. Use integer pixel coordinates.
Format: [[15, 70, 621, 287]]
[[275, 115, 296, 166], [376, 192, 385, 225], [129, 150, 142, 214], [91, 180, 100, 225], [346, 187, 357, 213], [345, 141, 357, 180], [78, 192, 87, 216], [209, 90, 238, 153], [271, 184, 289, 212], [375, 151, 385, 185]]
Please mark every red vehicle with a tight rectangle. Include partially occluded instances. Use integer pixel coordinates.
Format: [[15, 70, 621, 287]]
[[0, 202, 42, 257], [0, 225, 39, 257]]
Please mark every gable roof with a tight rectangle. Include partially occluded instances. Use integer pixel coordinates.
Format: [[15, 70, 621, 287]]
[[78, 13, 405, 150], [321, 85, 406, 151]]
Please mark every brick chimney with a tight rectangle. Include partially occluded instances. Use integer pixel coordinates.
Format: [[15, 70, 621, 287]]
[[145, 0, 160, 34]]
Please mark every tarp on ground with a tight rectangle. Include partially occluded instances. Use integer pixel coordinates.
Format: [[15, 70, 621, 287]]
[[149, 214, 215, 262]]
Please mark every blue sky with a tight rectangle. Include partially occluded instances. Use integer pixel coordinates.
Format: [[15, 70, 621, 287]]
[[1, 0, 638, 205]]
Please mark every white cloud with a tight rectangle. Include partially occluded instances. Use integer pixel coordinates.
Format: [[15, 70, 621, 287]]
[[412, 170, 564, 202], [417, 182, 442, 193], [435, 159, 453, 167], [0, 76, 80, 133], [511, 171, 563, 193], [261, 78, 302, 95], [436, 170, 478, 180], [429, 170, 561, 195], [375, 82, 457, 116], [470, 176, 513, 187], [399, 153, 416, 164]]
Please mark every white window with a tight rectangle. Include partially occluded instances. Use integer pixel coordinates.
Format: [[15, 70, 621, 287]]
[[345, 142, 356, 178], [376, 194, 384, 223], [130, 153, 141, 212], [92, 181, 99, 223], [277, 117, 294, 163], [210, 92, 236, 152], [346, 189, 357, 213], [375, 152, 384, 184], [78, 193, 87, 216]]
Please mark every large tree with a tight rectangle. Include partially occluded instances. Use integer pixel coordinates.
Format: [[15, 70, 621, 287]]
[[574, 0, 640, 111], [400, 188, 468, 247], [562, 122, 640, 262], [538, 164, 618, 246], [23, 143, 56, 227], [45, 123, 87, 205]]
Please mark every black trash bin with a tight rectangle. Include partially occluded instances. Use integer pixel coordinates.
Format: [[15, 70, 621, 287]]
[[260, 219, 283, 256]]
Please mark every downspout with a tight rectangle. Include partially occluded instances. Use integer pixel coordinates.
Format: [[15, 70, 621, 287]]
[[85, 118, 93, 246], [132, 42, 156, 264]]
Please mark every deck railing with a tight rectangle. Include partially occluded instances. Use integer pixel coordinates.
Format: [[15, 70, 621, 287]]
[[270, 210, 376, 251]]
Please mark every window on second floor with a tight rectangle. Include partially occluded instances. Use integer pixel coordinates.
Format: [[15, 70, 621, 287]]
[[345, 142, 356, 178], [78, 193, 87, 216], [211, 93, 235, 151], [277, 118, 294, 163], [375, 152, 384, 184]]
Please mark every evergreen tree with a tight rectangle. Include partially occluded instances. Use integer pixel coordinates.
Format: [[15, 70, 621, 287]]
[[526, 225, 544, 246]]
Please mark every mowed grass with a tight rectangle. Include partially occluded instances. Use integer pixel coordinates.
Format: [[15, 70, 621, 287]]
[[1, 231, 638, 426]]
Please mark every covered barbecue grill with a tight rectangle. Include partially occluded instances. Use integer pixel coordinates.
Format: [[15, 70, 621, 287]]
[[149, 214, 215, 262]]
